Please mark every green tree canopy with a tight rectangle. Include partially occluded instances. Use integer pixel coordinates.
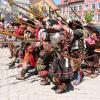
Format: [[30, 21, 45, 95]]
[[85, 11, 93, 23]]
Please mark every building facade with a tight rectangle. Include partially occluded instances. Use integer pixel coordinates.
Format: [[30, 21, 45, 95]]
[[59, 0, 100, 22]]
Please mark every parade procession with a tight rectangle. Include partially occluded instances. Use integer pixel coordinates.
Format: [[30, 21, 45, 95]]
[[0, 0, 100, 98]]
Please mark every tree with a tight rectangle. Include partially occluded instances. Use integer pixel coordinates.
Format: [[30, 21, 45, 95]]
[[85, 10, 93, 23]]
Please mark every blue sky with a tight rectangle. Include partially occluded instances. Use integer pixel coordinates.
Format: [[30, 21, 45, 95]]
[[54, 0, 60, 4]]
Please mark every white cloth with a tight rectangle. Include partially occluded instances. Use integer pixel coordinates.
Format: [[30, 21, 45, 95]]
[[50, 33, 64, 45], [64, 58, 69, 68], [38, 29, 47, 41], [72, 40, 79, 50]]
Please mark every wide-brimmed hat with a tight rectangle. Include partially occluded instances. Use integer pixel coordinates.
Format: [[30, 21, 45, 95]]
[[10, 22, 20, 27], [84, 23, 100, 35], [68, 20, 83, 29], [26, 20, 35, 26]]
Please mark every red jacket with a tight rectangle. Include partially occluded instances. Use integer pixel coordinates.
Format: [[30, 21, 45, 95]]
[[15, 27, 24, 36]]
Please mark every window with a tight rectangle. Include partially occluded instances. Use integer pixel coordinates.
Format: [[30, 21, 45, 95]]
[[99, 3, 100, 9], [61, 7, 63, 13], [59, 10, 61, 14], [63, 7, 65, 13], [98, 14, 100, 21], [92, 14, 95, 20], [65, 7, 67, 11], [70, 7, 73, 11], [74, 6, 77, 11], [92, 4, 95, 10], [79, 5, 82, 11], [85, 4, 88, 11], [65, 7, 67, 14]]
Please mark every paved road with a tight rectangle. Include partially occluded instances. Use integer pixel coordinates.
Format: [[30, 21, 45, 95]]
[[0, 48, 100, 100]]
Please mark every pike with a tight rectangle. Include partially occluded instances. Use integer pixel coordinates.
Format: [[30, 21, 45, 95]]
[[7, 0, 42, 18], [14, 16, 36, 28], [28, 0, 51, 17], [27, 3, 43, 18], [0, 8, 36, 28], [43, 0, 85, 25], [17, 10, 37, 24], [0, 40, 35, 44], [43, 0, 68, 25], [65, 0, 85, 23], [0, 30, 34, 40]]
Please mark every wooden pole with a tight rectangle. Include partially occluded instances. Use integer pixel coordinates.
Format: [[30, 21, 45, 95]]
[[17, 10, 36, 25], [0, 8, 36, 28], [8, 0, 43, 18], [13, 3, 42, 18], [0, 30, 34, 40], [43, 0, 68, 25], [15, 16, 36, 28], [65, 0, 85, 23], [28, 5, 40, 17]]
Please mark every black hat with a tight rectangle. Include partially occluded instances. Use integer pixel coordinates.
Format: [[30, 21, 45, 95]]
[[47, 19, 58, 26], [74, 29, 84, 39], [84, 24, 100, 35], [26, 20, 35, 26], [10, 22, 20, 27], [68, 20, 83, 30]]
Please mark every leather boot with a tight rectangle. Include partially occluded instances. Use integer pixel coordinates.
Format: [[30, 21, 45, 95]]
[[55, 83, 67, 94], [9, 61, 15, 69], [16, 69, 26, 80], [40, 77, 50, 86]]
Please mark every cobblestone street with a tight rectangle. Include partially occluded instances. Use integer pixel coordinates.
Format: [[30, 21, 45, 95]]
[[0, 48, 100, 100]]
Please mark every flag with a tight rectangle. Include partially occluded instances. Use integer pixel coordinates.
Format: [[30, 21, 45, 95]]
[[7, 0, 14, 6]]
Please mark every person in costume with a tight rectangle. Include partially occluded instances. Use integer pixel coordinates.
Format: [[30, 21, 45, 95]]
[[16, 44, 38, 80], [84, 29, 100, 78], [24, 20, 36, 38], [0, 21, 5, 48], [68, 20, 85, 85], [37, 42, 54, 85], [48, 51, 73, 94]]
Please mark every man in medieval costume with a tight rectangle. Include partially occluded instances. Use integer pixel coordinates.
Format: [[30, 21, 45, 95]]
[[68, 20, 85, 85], [16, 44, 38, 80], [48, 51, 73, 94]]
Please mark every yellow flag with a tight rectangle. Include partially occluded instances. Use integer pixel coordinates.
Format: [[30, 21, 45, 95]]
[[29, 0, 43, 18], [7, 0, 14, 6]]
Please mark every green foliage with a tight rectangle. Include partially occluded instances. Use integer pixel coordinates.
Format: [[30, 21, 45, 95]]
[[85, 11, 93, 23]]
